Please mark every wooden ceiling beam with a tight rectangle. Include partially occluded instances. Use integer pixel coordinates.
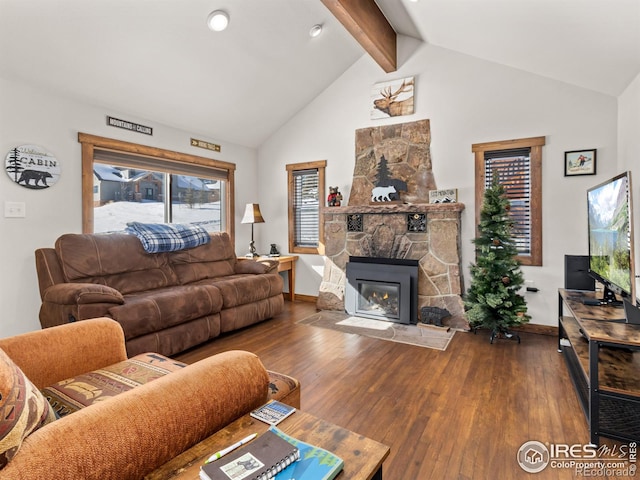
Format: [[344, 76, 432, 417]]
[[322, 0, 397, 73]]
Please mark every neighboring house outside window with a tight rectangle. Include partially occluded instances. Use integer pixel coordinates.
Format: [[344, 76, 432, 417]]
[[286, 160, 326, 255], [472, 136, 545, 266], [80, 133, 235, 236]]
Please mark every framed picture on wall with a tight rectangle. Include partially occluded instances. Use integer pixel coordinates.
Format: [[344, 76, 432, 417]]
[[370, 76, 415, 119], [564, 149, 597, 176]]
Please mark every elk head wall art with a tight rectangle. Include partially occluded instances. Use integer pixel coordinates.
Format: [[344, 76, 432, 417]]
[[371, 76, 415, 119]]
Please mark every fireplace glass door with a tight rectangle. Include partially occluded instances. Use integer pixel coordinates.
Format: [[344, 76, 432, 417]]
[[345, 257, 417, 324], [356, 280, 400, 320]]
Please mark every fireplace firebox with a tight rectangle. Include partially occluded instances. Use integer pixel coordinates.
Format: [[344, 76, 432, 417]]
[[345, 257, 419, 324]]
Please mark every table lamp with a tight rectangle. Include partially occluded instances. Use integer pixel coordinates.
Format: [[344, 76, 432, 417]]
[[241, 203, 265, 257]]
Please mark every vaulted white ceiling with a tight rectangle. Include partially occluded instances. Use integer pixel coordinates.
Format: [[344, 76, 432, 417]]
[[401, 0, 640, 98], [1, 0, 638, 149]]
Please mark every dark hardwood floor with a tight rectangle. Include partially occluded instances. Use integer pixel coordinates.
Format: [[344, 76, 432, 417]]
[[175, 301, 625, 480]]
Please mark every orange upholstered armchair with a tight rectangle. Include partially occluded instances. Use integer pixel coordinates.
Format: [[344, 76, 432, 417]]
[[0, 318, 297, 480]]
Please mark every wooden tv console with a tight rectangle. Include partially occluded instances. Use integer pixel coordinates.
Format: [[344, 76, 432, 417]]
[[558, 289, 640, 445]]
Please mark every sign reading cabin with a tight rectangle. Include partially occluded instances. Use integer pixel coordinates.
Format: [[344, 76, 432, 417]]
[[5, 144, 61, 189], [107, 116, 153, 135]]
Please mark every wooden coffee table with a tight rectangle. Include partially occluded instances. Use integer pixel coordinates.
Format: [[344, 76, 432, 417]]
[[145, 409, 390, 480]]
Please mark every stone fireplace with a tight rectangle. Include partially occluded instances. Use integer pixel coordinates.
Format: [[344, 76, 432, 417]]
[[316, 119, 469, 330], [318, 203, 467, 329]]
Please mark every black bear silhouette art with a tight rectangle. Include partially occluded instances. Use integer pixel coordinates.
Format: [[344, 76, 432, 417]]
[[17, 169, 53, 187]]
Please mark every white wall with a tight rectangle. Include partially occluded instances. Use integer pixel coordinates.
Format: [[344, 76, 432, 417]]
[[1, 40, 628, 337], [258, 38, 619, 327], [0, 76, 258, 337], [618, 72, 640, 298]]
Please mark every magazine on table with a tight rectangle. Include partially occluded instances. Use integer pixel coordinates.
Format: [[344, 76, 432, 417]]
[[270, 427, 344, 480], [250, 400, 296, 426]]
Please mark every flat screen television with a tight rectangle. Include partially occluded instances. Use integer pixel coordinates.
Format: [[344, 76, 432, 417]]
[[587, 171, 636, 306]]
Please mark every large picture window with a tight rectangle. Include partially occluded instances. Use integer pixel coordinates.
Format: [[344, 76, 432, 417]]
[[286, 160, 326, 255], [80, 133, 235, 236], [472, 136, 544, 266]]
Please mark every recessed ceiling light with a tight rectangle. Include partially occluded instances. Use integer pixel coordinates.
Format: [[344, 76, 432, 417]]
[[309, 24, 323, 38], [207, 10, 229, 32]]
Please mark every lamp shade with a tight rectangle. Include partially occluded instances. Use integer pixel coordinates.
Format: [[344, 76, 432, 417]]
[[241, 203, 265, 224]]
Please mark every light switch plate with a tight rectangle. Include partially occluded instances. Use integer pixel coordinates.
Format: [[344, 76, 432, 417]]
[[4, 201, 26, 218]]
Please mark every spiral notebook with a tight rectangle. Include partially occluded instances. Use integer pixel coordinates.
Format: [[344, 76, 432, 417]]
[[200, 430, 300, 480]]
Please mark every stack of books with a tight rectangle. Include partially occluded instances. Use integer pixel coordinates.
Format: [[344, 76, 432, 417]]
[[200, 429, 299, 480], [200, 401, 344, 480]]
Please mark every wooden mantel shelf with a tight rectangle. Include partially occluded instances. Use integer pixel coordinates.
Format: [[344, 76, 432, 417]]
[[322, 202, 465, 215]]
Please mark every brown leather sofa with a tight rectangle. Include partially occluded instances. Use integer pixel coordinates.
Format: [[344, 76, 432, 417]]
[[35, 232, 284, 356], [0, 318, 300, 480]]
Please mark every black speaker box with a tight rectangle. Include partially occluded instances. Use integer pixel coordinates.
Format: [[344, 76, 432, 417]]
[[564, 255, 595, 291]]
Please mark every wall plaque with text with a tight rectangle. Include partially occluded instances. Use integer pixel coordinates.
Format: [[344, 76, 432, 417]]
[[190, 138, 221, 152], [106, 116, 153, 135]]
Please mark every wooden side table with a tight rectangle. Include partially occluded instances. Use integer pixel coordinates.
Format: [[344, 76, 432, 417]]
[[241, 255, 299, 302], [145, 410, 390, 480]]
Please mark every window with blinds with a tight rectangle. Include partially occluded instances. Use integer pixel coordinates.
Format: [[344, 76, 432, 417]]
[[286, 160, 326, 255], [293, 169, 320, 247], [472, 136, 544, 266], [484, 148, 532, 256]]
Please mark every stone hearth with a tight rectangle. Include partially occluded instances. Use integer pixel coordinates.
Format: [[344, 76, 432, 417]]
[[317, 203, 468, 330]]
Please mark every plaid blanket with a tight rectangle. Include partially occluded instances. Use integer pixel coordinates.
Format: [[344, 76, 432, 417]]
[[125, 222, 211, 253]]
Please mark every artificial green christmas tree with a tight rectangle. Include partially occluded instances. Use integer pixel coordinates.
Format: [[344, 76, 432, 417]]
[[465, 177, 530, 343]]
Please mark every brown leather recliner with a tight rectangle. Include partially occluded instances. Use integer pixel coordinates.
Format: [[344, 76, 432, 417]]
[[35, 232, 284, 356]]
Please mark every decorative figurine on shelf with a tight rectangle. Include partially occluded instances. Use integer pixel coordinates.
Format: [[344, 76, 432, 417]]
[[327, 186, 343, 207], [370, 154, 407, 202], [269, 243, 280, 257]]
